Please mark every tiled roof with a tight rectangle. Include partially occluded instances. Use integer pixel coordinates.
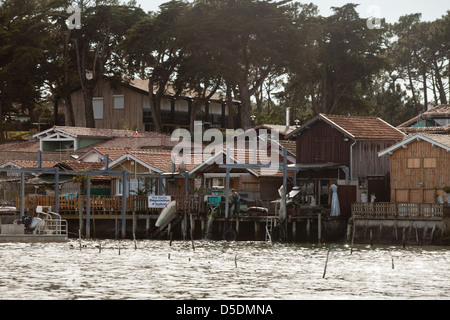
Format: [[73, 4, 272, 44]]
[[58, 161, 106, 172], [323, 114, 405, 140], [106, 149, 201, 173], [379, 133, 450, 156], [279, 140, 297, 157], [79, 135, 179, 152], [418, 133, 450, 149], [0, 140, 40, 152], [256, 124, 296, 136], [42, 126, 158, 139], [0, 160, 59, 168], [398, 104, 450, 128], [128, 78, 235, 103], [286, 114, 405, 140], [399, 125, 450, 134]]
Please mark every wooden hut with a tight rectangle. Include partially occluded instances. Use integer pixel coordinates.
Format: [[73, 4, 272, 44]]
[[286, 114, 405, 214], [378, 133, 450, 203]]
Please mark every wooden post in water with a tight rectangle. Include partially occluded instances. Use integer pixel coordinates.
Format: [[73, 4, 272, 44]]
[[292, 221, 297, 241], [145, 217, 150, 236], [121, 170, 127, 239], [402, 228, 406, 248], [318, 213, 322, 244], [190, 214, 195, 237], [86, 172, 91, 239], [255, 222, 260, 240], [20, 172, 25, 219], [306, 219, 310, 242]]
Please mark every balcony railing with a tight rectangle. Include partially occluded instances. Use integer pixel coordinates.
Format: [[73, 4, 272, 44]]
[[352, 202, 444, 219], [16, 195, 203, 215]]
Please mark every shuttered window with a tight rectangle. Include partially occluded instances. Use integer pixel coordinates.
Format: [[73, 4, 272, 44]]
[[423, 158, 437, 168], [93, 97, 104, 119], [113, 95, 124, 109], [407, 158, 420, 168]]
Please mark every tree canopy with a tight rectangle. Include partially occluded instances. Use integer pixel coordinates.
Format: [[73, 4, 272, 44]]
[[0, 0, 448, 136]]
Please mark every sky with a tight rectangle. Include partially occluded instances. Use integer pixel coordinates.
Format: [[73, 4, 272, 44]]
[[135, 0, 449, 23]]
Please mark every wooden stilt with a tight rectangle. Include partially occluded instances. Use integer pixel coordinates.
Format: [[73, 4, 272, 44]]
[[306, 219, 310, 242], [318, 213, 322, 244]]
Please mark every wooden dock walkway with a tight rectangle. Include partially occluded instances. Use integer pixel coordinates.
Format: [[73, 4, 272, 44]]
[[350, 202, 450, 245], [12, 195, 344, 242]]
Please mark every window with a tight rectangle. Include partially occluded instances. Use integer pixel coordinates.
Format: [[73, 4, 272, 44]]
[[423, 158, 437, 168], [407, 158, 421, 169], [116, 178, 156, 195], [93, 97, 104, 119], [113, 95, 124, 109]]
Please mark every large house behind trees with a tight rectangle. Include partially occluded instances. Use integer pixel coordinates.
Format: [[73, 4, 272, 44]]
[[67, 77, 242, 133]]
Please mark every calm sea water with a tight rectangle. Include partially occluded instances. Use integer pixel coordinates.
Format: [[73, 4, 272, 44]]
[[0, 240, 449, 300]]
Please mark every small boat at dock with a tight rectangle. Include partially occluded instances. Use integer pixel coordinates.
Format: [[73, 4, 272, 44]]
[[0, 206, 68, 242]]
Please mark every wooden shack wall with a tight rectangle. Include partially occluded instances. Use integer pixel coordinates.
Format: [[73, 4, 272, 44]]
[[390, 140, 450, 203], [352, 140, 396, 179], [295, 120, 352, 165], [71, 80, 146, 131]]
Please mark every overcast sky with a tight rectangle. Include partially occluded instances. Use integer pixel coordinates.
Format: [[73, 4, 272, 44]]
[[136, 0, 448, 23]]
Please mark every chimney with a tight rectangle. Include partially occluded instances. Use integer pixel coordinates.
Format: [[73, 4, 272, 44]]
[[286, 107, 290, 130]]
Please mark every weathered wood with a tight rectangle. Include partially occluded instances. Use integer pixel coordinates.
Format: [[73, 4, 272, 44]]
[[390, 140, 450, 203], [352, 202, 444, 218]]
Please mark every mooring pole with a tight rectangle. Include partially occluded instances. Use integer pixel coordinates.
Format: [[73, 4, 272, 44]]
[[121, 170, 127, 239], [86, 171, 91, 239], [225, 148, 231, 220], [20, 171, 25, 219]]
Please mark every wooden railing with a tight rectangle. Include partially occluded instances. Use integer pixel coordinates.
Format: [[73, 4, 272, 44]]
[[17, 195, 158, 213], [175, 195, 204, 214], [352, 202, 444, 218], [16, 195, 203, 214]]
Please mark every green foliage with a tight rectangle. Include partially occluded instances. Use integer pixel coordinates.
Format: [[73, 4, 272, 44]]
[[0, 1, 448, 134]]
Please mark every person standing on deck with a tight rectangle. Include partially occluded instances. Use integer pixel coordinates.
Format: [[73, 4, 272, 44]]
[[231, 189, 240, 216]]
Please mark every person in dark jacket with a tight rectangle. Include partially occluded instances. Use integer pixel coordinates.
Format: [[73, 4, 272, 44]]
[[231, 189, 240, 216]]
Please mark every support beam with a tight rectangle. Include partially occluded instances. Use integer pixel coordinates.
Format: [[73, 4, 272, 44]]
[[54, 167, 59, 213]]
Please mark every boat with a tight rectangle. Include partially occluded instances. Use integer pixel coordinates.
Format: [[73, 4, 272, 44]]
[[155, 201, 177, 228], [0, 206, 68, 242], [0, 206, 16, 214]]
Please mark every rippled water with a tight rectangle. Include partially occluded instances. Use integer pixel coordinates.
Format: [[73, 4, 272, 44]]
[[0, 240, 449, 300]]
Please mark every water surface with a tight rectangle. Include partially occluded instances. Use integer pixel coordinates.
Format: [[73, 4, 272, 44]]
[[0, 240, 449, 300]]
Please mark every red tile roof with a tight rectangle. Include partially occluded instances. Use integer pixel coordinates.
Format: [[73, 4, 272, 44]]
[[398, 104, 450, 127], [1, 160, 58, 168], [323, 114, 405, 140], [286, 114, 405, 140]]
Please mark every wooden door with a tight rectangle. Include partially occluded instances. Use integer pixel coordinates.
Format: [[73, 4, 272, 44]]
[[337, 185, 356, 217], [368, 176, 390, 202]]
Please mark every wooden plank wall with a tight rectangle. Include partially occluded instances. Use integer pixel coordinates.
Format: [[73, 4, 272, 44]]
[[352, 140, 394, 178], [390, 140, 450, 203], [295, 120, 352, 164], [71, 79, 146, 131]]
